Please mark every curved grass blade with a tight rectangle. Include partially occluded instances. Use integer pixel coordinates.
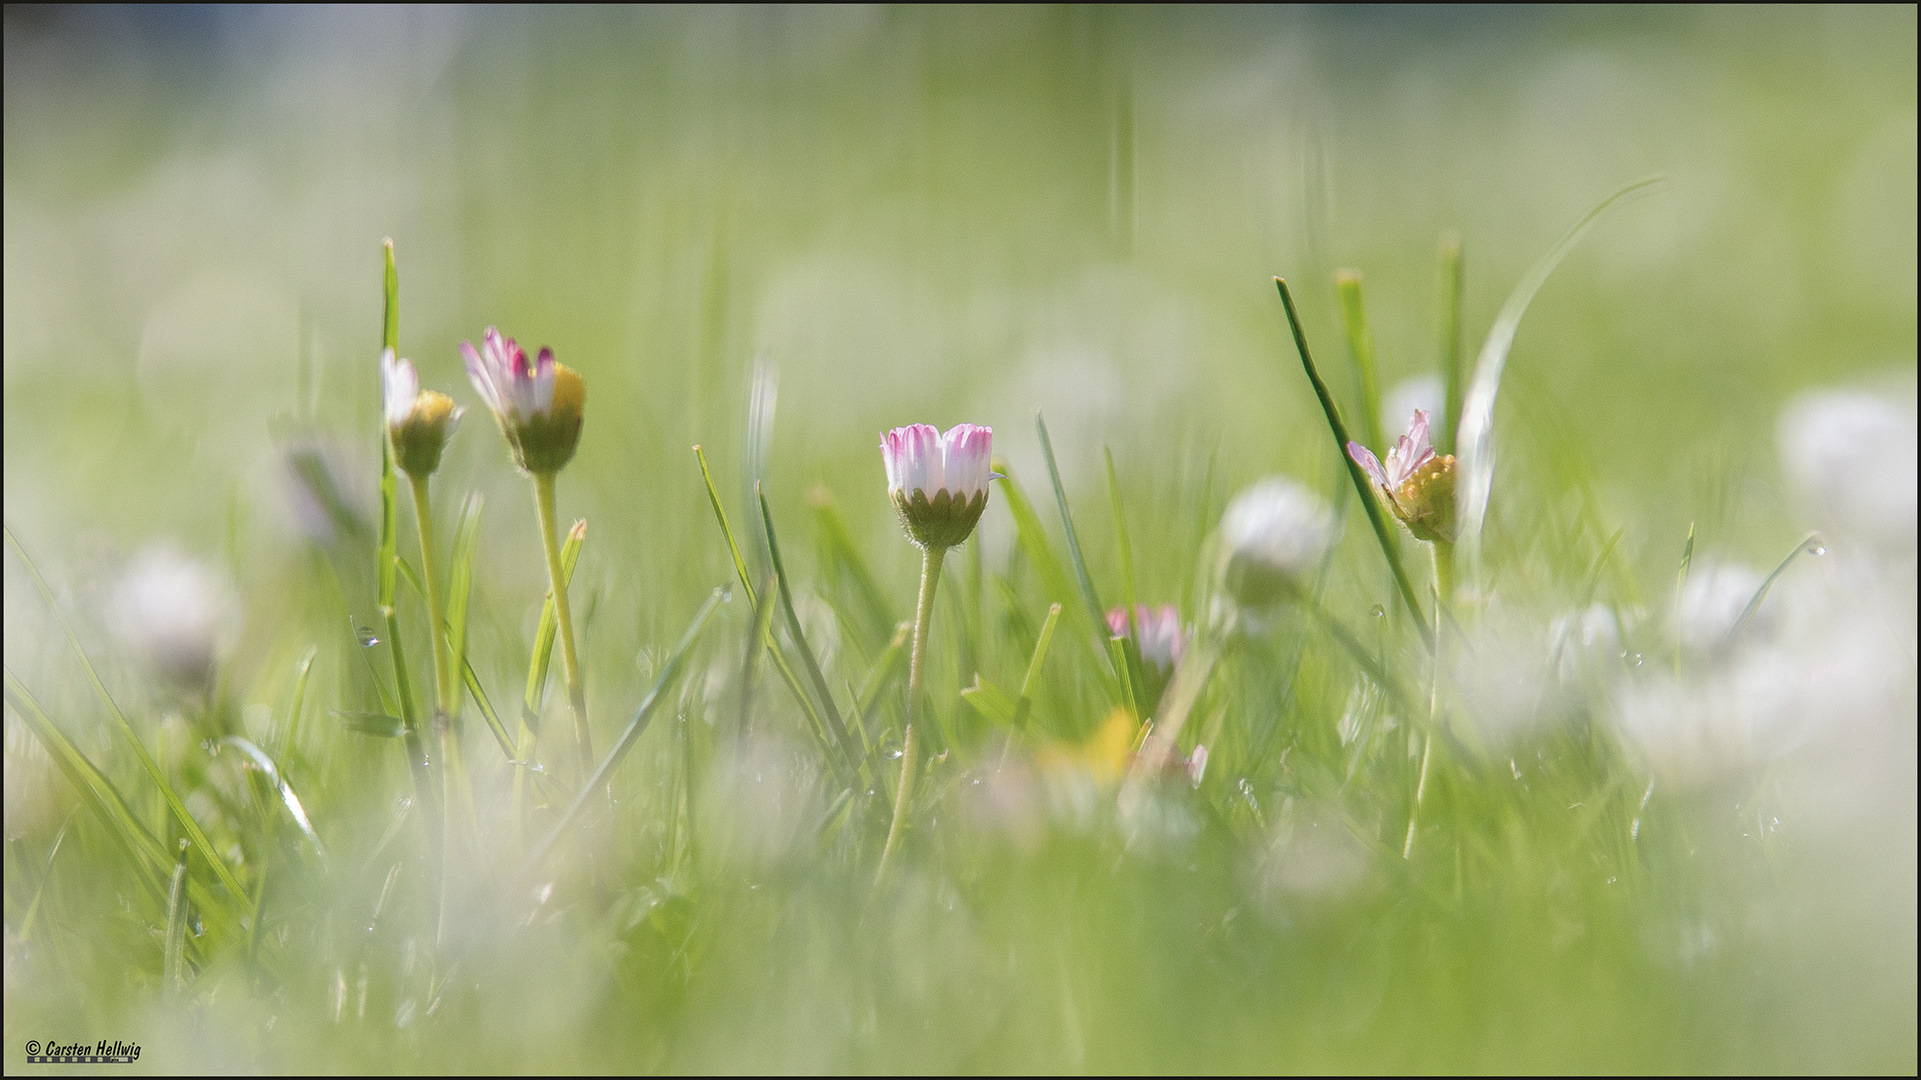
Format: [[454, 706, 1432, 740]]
[[812, 486, 896, 649], [1725, 532, 1821, 647], [222, 736, 331, 871], [1334, 269, 1387, 456], [4, 527, 248, 903], [1012, 602, 1063, 732], [276, 646, 319, 761], [758, 485, 861, 784], [1456, 176, 1666, 581], [444, 492, 485, 708], [1035, 411, 1109, 644], [993, 464, 1079, 623], [164, 848, 191, 993], [526, 588, 726, 874], [695, 445, 755, 605], [1271, 280, 1432, 648], [462, 659, 519, 760], [5, 668, 171, 895]]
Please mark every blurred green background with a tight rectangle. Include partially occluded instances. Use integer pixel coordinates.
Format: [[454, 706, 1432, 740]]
[[4, 6, 1915, 1073]]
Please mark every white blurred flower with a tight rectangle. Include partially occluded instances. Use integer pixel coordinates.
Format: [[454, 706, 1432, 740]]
[[1218, 477, 1337, 608], [1675, 560, 1765, 651], [1778, 389, 1917, 551], [1549, 603, 1624, 683], [109, 545, 237, 691], [1383, 374, 1443, 439]]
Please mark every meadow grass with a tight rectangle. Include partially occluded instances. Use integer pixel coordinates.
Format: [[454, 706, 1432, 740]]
[[4, 8, 1914, 1073]]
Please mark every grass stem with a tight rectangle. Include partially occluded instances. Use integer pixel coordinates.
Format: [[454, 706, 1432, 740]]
[[879, 544, 945, 886], [534, 471, 592, 780]]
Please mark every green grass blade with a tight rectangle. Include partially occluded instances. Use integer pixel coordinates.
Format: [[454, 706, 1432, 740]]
[[462, 659, 520, 760], [1726, 532, 1821, 646], [695, 445, 755, 605], [526, 588, 726, 874], [381, 238, 398, 353], [993, 464, 1080, 623], [1010, 602, 1062, 731], [1334, 269, 1387, 456], [758, 485, 861, 784], [5, 668, 172, 887], [1035, 411, 1109, 643], [164, 848, 190, 992], [277, 645, 319, 761], [852, 620, 911, 747], [1271, 280, 1432, 648], [444, 492, 485, 710], [4, 526, 249, 903], [221, 736, 331, 871], [523, 519, 585, 729], [1103, 448, 1138, 611], [1456, 176, 1666, 578], [1436, 232, 1464, 456]]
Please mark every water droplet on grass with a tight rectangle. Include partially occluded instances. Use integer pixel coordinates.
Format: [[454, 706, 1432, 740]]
[[356, 626, 380, 647], [1806, 543, 1825, 556], [1369, 605, 1386, 619]]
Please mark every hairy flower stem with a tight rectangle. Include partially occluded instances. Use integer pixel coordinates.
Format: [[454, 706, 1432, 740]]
[[878, 544, 945, 885], [534, 471, 592, 780]]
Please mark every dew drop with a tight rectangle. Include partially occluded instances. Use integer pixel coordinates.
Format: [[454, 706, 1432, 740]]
[[356, 626, 381, 647], [1628, 652, 1644, 667], [1806, 544, 1825, 557], [1369, 605, 1386, 619]]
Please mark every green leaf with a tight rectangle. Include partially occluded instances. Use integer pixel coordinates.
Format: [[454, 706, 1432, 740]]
[[1271, 279, 1433, 649], [993, 464, 1079, 622], [463, 659, 520, 761], [1013, 601, 1063, 731], [694, 445, 755, 605], [276, 645, 319, 762], [4, 526, 249, 904]]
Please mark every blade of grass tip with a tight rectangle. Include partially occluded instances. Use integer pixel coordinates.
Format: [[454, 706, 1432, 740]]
[[276, 645, 319, 762], [1672, 521, 1695, 675], [1455, 176, 1666, 586], [695, 446, 755, 605], [1035, 412, 1109, 643], [758, 485, 862, 785], [523, 520, 585, 731], [1436, 232, 1464, 456], [5, 669, 173, 892], [164, 845, 190, 993], [1012, 602, 1063, 731], [4, 527, 249, 903], [1725, 532, 1822, 646], [221, 736, 330, 871], [1272, 280, 1432, 648], [1334, 269, 1387, 456], [526, 588, 726, 875]]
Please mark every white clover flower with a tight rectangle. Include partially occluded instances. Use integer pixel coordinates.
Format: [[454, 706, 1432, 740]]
[[462, 327, 586, 474], [880, 423, 994, 549], [1777, 389, 1917, 551], [1219, 477, 1337, 607], [1675, 560, 1765, 651], [109, 545, 237, 691]]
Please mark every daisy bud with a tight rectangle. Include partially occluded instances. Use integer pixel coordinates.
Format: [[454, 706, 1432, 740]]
[[461, 327, 586, 475], [1219, 477, 1337, 608], [381, 350, 462, 477], [881, 423, 994, 549], [1347, 408, 1457, 545]]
